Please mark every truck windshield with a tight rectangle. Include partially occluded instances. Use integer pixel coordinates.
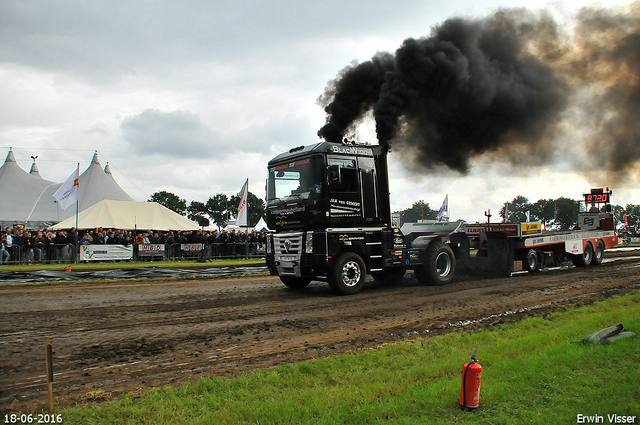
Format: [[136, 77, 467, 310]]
[[267, 156, 324, 206]]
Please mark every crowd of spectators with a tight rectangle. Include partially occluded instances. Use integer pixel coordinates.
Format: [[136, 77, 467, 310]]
[[0, 224, 268, 264], [1, 225, 78, 265]]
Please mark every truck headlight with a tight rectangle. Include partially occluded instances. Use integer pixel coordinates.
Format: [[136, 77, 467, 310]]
[[266, 235, 272, 254], [305, 231, 313, 254]]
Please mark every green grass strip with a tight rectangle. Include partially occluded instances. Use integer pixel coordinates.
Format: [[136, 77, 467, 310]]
[[63, 291, 640, 424], [0, 258, 264, 273]]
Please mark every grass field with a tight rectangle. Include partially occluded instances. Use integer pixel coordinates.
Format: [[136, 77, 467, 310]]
[[60, 291, 640, 424]]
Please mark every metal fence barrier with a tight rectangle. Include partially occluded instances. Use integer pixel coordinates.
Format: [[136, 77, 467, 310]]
[[0, 242, 265, 265]]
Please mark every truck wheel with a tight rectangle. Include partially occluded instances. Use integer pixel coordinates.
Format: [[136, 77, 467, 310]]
[[330, 252, 366, 295], [523, 249, 538, 273], [417, 242, 455, 286], [371, 267, 405, 285], [571, 242, 593, 267], [280, 276, 311, 289], [592, 240, 605, 266]]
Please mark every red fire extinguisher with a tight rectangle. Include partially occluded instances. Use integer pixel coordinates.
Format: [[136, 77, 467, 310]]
[[460, 349, 482, 410]]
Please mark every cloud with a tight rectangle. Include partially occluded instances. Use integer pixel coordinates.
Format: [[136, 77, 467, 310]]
[[120, 109, 217, 157]]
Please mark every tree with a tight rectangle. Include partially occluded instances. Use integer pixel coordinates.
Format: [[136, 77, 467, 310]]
[[499, 196, 531, 223], [531, 198, 555, 229], [395, 200, 436, 225], [612, 204, 626, 231], [228, 191, 266, 227], [149, 191, 186, 215], [552, 197, 579, 230], [187, 201, 209, 226], [206, 193, 230, 229], [613, 204, 640, 233]]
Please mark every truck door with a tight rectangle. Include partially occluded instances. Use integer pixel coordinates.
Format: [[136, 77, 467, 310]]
[[358, 156, 378, 221], [327, 156, 363, 219]]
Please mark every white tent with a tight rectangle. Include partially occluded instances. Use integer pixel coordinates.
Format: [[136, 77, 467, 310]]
[[0, 149, 60, 229], [253, 217, 271, 232], [50, 200, 201, 231], [0, 149, 134, 229]]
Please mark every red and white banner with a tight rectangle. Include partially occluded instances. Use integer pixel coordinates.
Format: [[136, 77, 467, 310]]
[[138, 244, 166, 256], [236, 178, 248, 228]]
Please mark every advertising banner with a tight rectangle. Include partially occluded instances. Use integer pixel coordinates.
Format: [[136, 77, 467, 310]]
[[138, 244, 166, 257], [80, 244, 133, 261], [181, 243, 204, 252]]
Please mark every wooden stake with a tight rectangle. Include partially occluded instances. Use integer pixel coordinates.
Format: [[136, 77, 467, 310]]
[[45, 336, 54, 413]]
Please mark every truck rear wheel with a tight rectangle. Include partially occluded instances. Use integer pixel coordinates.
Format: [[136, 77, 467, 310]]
[[592, 240, 605, 266], [279, 276, 311, 289], [572, 242, 593, 267], [523, 249, 538, 273], [330, 252, 366, 295], [416, 242, 455, 286]]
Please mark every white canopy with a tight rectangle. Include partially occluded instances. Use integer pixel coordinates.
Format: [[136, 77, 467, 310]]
[[50, 200, 201, 231]]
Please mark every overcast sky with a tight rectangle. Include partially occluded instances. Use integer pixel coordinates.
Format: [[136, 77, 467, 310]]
[[1, 0, 638, 223]]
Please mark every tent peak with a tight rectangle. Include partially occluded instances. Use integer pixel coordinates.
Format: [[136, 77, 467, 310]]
[[104, 163, 112, 174], [91, 151, 101, 166], [29, 162, 41, 176], [4, 148, 16, 163]]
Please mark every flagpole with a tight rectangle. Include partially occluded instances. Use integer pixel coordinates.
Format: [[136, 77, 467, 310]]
[[75, 164, 79, 263]]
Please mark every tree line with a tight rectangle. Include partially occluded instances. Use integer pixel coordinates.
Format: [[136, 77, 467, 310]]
[[148, 190, 265, 229], [395, 197, 640, 231], [152, 189, 638, 231]]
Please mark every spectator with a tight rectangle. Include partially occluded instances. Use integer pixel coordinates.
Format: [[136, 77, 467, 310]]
[[53, 231, 67, 263], [79, 233, 93, 245], [24, 231, 34, 262], [67, 228, 78, 261], [45, 232, 55, 263], [93, 231, 105, 244], [13, 227, 25, 262], [4, 229, 12, 256], [207, 230, 218, 258], [133, 232, 145, 245], [33, 231, 45, 262], [165, 231, 177, 259], [1, 231, 10, 264]]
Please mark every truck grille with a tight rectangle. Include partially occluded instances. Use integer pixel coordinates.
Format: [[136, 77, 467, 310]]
[[274, 233, 303, 256]]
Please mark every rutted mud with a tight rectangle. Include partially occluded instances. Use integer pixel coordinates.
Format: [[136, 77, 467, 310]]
[[1, 249, 639, 413]]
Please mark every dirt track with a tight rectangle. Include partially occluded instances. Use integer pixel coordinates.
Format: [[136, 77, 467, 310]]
[[1, 249, 639, 413]]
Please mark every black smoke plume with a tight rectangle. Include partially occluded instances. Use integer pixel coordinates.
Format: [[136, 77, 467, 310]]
[[318, 5, 640, 181]]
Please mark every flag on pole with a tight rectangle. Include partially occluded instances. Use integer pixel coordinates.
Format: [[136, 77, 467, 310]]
[[53, 165, 79, 211], [504, 203, 509, 223], [525, 211, 530, 222], [436, 194, 448, 221], [236, 178, 249, 228]]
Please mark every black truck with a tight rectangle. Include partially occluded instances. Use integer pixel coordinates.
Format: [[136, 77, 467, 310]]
[[265, 140, 461, 294]]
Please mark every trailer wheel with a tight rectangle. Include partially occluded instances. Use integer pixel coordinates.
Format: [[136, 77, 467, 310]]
[[330, 252, 366, 295], [523, 249, 538, 273], [280, 276, 311, 289], [416, 242, 456, 286], [572, 242, 593, 267], [592, 240, 605, 266]]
